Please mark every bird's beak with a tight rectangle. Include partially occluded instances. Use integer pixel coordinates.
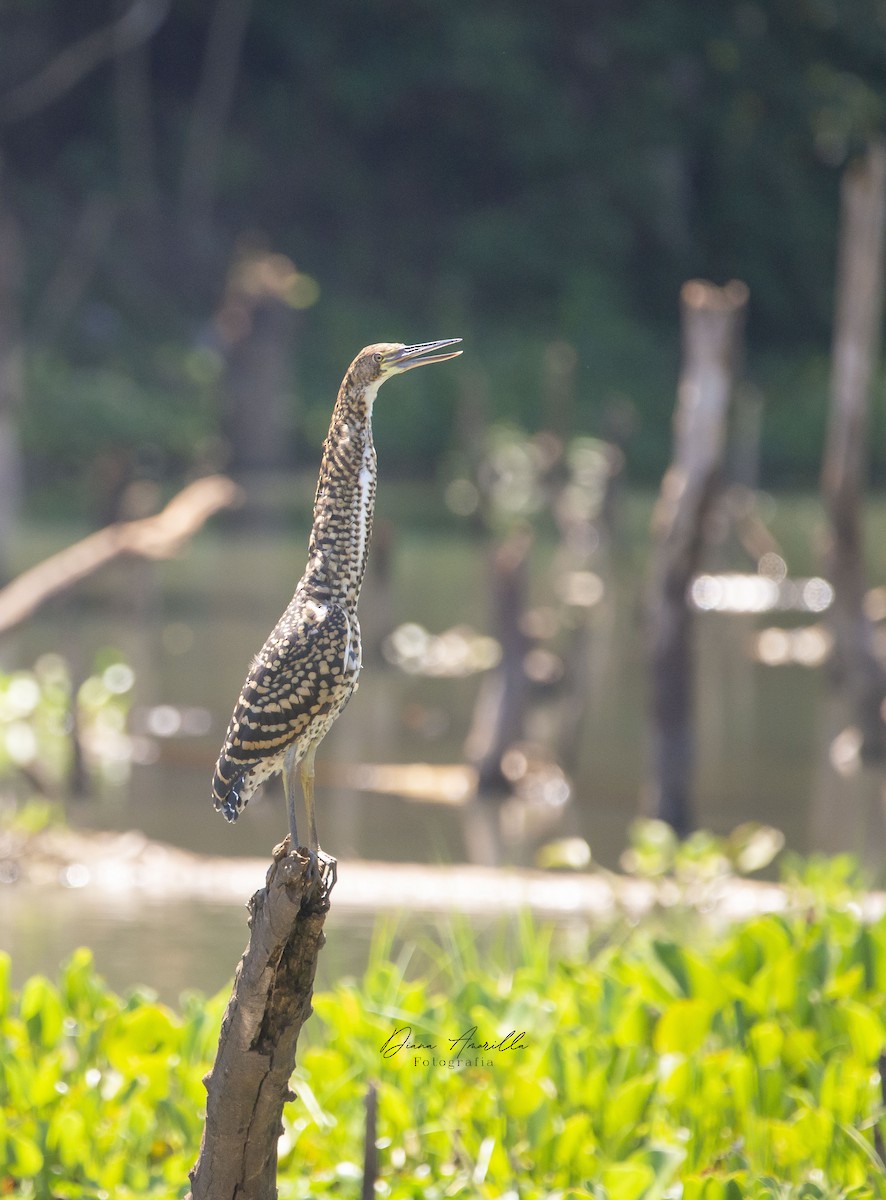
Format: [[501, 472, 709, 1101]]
[[384, 339, 463, 373]]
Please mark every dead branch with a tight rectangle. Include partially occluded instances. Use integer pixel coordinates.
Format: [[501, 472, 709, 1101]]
[[0, 474, 242, 634], [187, 852, 329, 1200], [0, 0, 171, 124]]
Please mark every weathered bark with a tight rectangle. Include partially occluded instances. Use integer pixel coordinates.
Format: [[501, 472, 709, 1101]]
[[187, 852, 329, 1200], [0, 474, 241, 634], [647, 279, 749, 834], [821, 140, 886, 762]]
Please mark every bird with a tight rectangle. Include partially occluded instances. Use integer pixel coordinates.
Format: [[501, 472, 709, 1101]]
[[211, 339, 463, 891]]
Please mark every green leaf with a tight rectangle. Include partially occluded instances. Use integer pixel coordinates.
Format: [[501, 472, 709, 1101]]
[[600, 1161, 655, 1200], [557, 1111, 595, 1169], [613, 996, 652, 1048], [748, 1020, 784, 1066], [840, 999, 885, 1061], [19, 974, 64, 1048], [728, 823, 785, 874], [47, 1108, 88, 1168], [652, 941, 690, 996], [653, 998, 712, 1055], [0, 952, 9, 1017], [8, 1130, 44, 1177], [107, 1003, 177, 1064], [601, 1075, 655, 1147], [503, 1073, 554, 1119], [837, 1120, 886, 1174]]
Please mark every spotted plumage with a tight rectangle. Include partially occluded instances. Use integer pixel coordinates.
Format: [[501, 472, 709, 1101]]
[[211, 339, 462, 882], [212, 596, 359, 821]]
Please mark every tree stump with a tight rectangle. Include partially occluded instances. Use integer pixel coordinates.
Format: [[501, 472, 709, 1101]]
[[647, 278, 749, 834], [187, 851, 330, 1200]]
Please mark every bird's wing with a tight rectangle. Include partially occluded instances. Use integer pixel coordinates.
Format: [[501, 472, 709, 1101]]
[[212, 601, 353, 818]]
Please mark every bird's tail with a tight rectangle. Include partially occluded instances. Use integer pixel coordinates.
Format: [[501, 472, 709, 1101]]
[[211, 757, 246, 823]]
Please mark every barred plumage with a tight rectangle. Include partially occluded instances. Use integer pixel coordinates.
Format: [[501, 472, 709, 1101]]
[[212, 339, 462, 888], [212, 596, 358, 820]]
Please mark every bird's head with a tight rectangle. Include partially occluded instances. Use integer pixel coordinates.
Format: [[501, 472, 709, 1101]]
[[348, 339, 463, 392]]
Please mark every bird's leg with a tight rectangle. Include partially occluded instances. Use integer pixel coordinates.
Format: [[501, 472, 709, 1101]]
[[300, 741, 318, 855], [300, 741, 336, 894], [283, 742, 301, 851]]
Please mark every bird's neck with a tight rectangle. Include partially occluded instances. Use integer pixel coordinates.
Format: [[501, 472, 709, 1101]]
[[302, 381, 379, 609]]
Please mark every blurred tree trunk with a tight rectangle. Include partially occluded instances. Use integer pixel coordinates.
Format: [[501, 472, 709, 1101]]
[[216, 245, 299, 481], [113, 0, 159, 241], [547, 438, 623, 776], [463, 529, 533, 864], [33, 194, 118, 343], [223, 296, 296, 476], [0, 188, 24, 585], [178, 0, 254, 267], [821, 140, 886, 762], [647, 279, 749, 835]]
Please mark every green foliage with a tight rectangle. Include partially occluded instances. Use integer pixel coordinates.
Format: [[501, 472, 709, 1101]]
[[621, 819, 786, 883], [5, 1, 886, 496], [4, 878, 886, 1197], [21, 349, 218, 489], [293, 907, 886, 1199], [0, 947, 225, 1198]]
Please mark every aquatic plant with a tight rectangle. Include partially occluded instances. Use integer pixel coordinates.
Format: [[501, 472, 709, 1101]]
[[2, 863, 886, 1197]]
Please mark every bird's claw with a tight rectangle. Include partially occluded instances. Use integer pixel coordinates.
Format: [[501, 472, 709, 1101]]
[[317, 849, 337, 894], [303, 847, 336, 897], [290, 843, 337, 904], [273, 837, 336, 904]]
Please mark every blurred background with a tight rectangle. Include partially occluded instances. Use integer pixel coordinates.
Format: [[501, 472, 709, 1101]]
[[2, 0, 886, 995]]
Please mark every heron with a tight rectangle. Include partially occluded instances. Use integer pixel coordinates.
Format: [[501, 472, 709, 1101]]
[[211, 339, 463, 892]]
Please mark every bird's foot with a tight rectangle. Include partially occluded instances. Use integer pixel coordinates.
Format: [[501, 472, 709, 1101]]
[[301, 847, 336, 899], [317, 849, 337, 894], [276, 839, 337, 907]]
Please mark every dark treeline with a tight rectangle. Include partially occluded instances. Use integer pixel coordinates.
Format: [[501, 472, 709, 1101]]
[[2, 0, 885, 507]]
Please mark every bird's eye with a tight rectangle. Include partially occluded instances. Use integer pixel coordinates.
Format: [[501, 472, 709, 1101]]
[[372, 352, 383, 364]]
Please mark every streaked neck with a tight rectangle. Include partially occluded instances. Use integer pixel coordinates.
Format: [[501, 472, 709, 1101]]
[[302, 380, 379, 607]]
